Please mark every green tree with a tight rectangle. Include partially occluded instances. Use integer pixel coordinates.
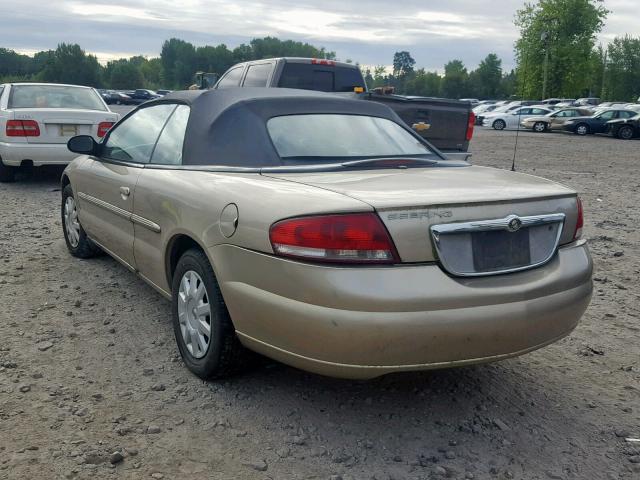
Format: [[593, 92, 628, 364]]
[[441, 60, 468, 98], [161, 38, 197, 89], [392, 51, 415, 78], [469, 53, 503, 98], [514, 0, 608, 98], [38, 43, 102, 87], [406, 69, 441, 97], [106, 61, 145, 89], [604, 35, 640, 101]]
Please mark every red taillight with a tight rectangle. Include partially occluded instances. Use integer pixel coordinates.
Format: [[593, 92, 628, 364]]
[[6, 119, 40, 137], [311, 59, 336, 66], [97, 122, 114, 137], [466, 111, 475, 141], [269, 213, 399, 264], [573, 197, 584, 240]]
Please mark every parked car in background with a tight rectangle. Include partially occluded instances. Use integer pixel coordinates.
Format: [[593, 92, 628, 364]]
[[103, 91, 135, 105], [0, 83, 118, 182], [575, 97, 600, 107], [555, 100, 577, 108], [60, 88, 591, 380], [606, 113, 640, 140], [156, 89, 173, 96], [520, 108, 593, 132], [483, 106, 552, 130], [563, 109, 637, 136], [128, 89, 161, 104], [460, 98, 480, 106], [541, 98, 575, 106]]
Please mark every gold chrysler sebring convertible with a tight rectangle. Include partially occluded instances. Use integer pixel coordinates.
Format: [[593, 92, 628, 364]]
[[60, 88, 592, 380]]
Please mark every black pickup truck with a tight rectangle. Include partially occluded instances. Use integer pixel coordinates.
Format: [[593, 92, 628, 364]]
[[213, 58, 474, 153]]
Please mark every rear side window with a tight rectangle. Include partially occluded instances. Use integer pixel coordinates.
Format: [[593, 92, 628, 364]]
[[150, 105, 190, 165], [0, 86, 4, 102], [102, 104, 176, 164], [243, 63, 272, 87], [8, 85, 106, 111], [278, 63, 366, 92], [619, 111, 635, 118], [217, 67, 244, 88]]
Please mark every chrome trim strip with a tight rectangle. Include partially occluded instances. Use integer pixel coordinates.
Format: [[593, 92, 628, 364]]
[[431, 213, 565, 236], [430, 213, 566, 277], [77, 192, 130, 221], [78, 192, 161, 233], [131, 214, 161, 233]]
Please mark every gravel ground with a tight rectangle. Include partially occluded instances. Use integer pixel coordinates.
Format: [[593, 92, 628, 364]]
[[0, 128, 639, 480]]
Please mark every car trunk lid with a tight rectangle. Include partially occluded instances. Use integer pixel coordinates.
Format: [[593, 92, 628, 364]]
[[12, 109, 117, 144], [263, 165, 580, 270]]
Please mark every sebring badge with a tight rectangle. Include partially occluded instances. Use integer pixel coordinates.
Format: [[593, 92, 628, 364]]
[[507, 216, 523, 232]]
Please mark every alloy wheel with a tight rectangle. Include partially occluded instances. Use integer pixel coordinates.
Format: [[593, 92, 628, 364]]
[[64, 197, 80, 248], [619, 126, 634, 140], [576, 125, 589, 135], [177, 270, 212, 359], [534, 122, 546, 132]]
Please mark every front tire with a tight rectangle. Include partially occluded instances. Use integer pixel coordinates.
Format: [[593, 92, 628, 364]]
[[492, 119, 506, 130], [617, 125, 634, 140], [533, 122, 547, 133], [62, 185, 100, 258], [171, 248, 254, 379], [0, 160, 16, 183], [575, 124, 590, 136]]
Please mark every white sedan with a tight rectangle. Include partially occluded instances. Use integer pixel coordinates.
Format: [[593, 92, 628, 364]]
[[0, 83, 119, 182], [483, 106, 553, 130]]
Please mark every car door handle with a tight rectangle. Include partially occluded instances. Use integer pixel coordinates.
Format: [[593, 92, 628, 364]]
[[119, 187, 130, 199]]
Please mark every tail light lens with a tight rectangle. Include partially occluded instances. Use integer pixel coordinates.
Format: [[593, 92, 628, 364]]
[[269, 213, 399, 264], [466, 111, 475, 141], [6, 120, 40, 137], [97, 122, 114, 137], [573, 197, 584, 240]]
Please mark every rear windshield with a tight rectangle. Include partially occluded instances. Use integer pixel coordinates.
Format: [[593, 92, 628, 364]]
[[278, 63, 366, 92], [9, 85, 106, 111], [267, 114, 432, 160]]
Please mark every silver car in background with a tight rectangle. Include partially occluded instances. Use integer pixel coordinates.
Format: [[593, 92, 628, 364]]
[[0, 83, 119, 182]]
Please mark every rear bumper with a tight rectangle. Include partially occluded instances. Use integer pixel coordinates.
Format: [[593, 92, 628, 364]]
[[212, 241, 593, 379], [0, 141, 77, 166]]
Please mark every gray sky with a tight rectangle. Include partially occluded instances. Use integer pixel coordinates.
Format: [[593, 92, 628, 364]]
[[1, 1, 637, 71]]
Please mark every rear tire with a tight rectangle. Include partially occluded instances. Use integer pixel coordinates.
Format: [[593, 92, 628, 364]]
[[0, 160, 16, 183], [575, 123, 590, 136], [533, 122, 547, 133], [617, 125, 634, 140], [492, 119, 506, 130], [62, 185, 101, 258], [171, 248, 255, 380]]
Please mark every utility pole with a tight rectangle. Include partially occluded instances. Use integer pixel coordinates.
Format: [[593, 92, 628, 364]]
[[601, 49, 607, 99], [541, 31, 550, 100]]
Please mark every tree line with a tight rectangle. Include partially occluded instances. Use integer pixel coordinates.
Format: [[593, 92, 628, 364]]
[[0, 0, 638, 102]]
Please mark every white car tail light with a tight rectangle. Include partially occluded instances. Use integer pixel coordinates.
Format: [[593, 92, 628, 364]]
[[97, 122, 114, 137], [6, 120, 40, 137], [269, 213, 399, 264]]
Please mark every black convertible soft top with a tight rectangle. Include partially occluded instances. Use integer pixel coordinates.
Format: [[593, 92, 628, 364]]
[[147, 88, 432, 167]]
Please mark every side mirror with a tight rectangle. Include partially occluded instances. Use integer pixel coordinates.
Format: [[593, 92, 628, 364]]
[[67, 135, 99, 156]]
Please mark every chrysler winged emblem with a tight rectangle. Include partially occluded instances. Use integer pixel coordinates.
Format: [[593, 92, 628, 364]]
[[507, 216, 523, 232]]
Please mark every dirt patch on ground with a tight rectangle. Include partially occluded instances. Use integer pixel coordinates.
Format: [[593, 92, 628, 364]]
[[0, 129, 638, 479]]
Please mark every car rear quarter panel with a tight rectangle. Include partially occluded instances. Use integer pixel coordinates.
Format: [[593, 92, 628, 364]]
[[131, 169, 371, 292]]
